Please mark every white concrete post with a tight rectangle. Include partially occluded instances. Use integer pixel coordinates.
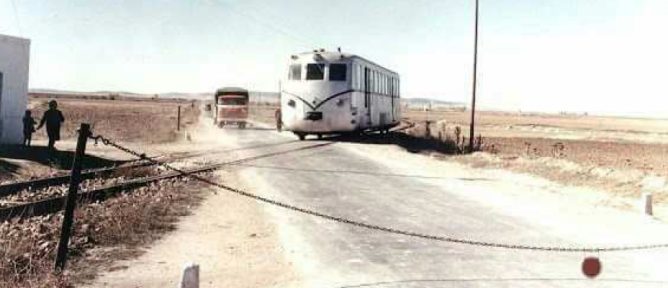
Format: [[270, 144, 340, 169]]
[[178, 262, 199, 288], [643, 193, 653, 216]]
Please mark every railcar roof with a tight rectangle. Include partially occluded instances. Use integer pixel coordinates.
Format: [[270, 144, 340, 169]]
[[294, 51, 398, 75]]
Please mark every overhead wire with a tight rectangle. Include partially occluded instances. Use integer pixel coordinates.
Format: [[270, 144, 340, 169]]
[[10, 0, 23, 36], [209, 0, 314, 49]]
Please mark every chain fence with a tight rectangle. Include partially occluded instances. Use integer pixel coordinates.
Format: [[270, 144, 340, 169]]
[[89, 133, 668, 253]]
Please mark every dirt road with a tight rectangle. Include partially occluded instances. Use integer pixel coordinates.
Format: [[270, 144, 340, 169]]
[[87, 117, 668, 287], [222, 124, 668, 288]]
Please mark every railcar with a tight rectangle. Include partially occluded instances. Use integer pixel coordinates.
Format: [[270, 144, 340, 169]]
[[280, 50, 400, 140]]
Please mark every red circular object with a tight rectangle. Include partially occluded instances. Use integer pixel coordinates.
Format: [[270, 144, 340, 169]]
[[582, 257, 602, 278]]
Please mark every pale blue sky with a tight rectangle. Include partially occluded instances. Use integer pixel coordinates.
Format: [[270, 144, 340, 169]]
[[1, 0, 667, 116]]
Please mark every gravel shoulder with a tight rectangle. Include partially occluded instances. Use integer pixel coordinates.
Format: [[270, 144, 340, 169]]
[[85, 170, 300, 288], [83, 113, 301, 288]]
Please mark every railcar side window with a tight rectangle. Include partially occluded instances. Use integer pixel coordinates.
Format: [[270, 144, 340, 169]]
[[306, 63, 325, 80], [354, 65, 360, 88], [289, 64, 301, 80], [329, 64, 347, 81]]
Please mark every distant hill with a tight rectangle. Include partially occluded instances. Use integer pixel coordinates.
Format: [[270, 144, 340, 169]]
[[29, 88, 280, 102], [30, 88, 462, 108], [401, 98, 467, 111], [402, 97, 466, 106]]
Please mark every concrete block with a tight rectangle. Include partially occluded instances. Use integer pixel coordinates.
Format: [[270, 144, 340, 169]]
[[642, 193, 653, 216], [178, 262, 199, 288]]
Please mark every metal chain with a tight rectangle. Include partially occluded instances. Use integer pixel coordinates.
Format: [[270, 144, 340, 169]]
[[89, 133, 668, 253]]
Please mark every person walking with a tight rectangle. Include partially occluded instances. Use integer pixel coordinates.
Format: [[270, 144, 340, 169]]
[[36, 100, 65, 150], [22, 110, 36, 147], [275, 108, 282, 132]]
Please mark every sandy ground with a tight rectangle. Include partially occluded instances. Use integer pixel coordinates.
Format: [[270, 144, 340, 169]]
[[212, 120, 668, 287], [85, 170, 300, 288], [82, 113, 301, 288], [345, 141, 668, 232]]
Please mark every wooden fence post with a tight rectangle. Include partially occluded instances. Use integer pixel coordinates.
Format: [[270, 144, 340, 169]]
[[55, 123, 90, 272], [177, 106, 181, 131]]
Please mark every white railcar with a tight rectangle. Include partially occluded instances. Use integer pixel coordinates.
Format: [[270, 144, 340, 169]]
[[280, 50, 400, 140]]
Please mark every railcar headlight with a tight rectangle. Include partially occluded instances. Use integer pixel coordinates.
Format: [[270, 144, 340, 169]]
[[288, 100, 296, 107], [336, 99, 345, 107]]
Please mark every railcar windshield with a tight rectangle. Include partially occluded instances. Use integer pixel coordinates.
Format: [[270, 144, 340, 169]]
[[306, 63, 325, 80], [329, 64, 347, 81], [289, 64, 301, 80]]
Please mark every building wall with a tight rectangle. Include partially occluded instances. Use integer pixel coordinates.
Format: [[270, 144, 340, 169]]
[[0, 34, 30, 145]]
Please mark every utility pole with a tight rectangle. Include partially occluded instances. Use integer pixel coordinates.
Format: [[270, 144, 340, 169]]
[[469, 0, 479, 153]]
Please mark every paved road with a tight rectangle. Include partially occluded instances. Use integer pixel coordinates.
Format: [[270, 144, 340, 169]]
[[218, 125, 668, 288]]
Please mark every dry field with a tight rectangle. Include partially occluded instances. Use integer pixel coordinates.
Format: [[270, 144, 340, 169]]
[[28, 97, 199, 144], [404, 109, 668, 173], [0, 97, 200, 183], [404, 109, 668, 207]]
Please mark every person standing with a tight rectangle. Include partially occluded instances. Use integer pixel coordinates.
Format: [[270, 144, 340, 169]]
[[36, 100, 65, 150], [275, 108, 282, 132], [22, 110, 36, 147]]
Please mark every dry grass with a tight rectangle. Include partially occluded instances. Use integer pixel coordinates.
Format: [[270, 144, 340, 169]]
[[0, 176, 209, 288], [403, 109, 668, 134], [249, 103, 279, 126], [0, 97, 200, 182], [28, 97, 200, 144], [405, 109, 668, 177]]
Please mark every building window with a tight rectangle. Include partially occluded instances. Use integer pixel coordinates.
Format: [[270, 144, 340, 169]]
[[306, 63, 325, 80], [329, 64, 347, 81], [289, 64, 301, 80]]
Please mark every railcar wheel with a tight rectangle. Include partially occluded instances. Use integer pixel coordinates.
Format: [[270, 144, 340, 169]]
[[317, 133, 323, 139], [238, 122, 246, 129], [218, 122, 224, 128], [296, 133, 306, 141]]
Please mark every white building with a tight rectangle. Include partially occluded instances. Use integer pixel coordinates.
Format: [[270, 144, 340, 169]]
[[0, 34, 30, 145]]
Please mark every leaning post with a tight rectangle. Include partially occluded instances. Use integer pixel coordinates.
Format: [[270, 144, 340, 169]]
[[177, 106, 182, 131], [55, 123, 90, 272]]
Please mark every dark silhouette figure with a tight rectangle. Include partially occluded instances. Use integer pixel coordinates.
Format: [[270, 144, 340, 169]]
[[275, 108, 282, 132], [22, 110, 36, 147], [37, 100, 65, 150]]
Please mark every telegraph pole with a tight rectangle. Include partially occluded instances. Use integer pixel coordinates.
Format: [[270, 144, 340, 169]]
[[468, 0, 479, 153]]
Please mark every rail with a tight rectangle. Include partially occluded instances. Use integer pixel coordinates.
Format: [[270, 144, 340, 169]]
[[0, 139, 301, 198], [0, 142, 333, 221]]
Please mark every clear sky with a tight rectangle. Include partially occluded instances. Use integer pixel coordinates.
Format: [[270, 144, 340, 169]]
[[1, 0, 667, 116]]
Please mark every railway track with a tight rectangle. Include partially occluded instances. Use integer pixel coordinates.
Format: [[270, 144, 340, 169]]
[[393, 119, 416, 132], [0, 139, 301, 198], [0, 141, 333, 221]]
